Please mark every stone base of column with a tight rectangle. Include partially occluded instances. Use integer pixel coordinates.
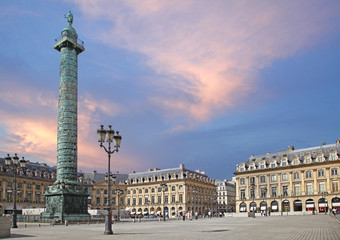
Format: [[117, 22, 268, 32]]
[[43, 184, 90, 222]]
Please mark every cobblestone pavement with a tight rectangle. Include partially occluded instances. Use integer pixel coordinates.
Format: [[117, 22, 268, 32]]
[[9, 214, 340, 240]]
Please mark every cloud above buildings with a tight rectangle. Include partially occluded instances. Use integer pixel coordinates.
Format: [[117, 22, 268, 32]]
[[73, 0, 340, 130]]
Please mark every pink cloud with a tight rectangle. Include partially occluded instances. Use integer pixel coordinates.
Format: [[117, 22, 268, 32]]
[[73, 0, 340, 130], [0, 83, 130, 171]]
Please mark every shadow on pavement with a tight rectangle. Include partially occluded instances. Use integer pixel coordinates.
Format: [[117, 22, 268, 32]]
[[9, 234, 35, 238]]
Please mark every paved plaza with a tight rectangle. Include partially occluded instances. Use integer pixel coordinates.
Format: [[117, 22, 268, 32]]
[[9, 215, 340, 240]]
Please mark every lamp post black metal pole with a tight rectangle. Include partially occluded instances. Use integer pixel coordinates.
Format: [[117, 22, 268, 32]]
[[251, 183, 255, 218], [280, 194, 283, 216], [115, 188, 123, 221], [4, 154, 26, 228], [97, 125, 122, 235], [160, 183, 167, 221]]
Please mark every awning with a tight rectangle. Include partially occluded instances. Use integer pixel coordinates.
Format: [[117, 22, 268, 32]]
[[172, 210, 175, 213], [240, 207, 246, 211], [125, 208, 130, 211], [271, 206, 278, 210], [260, 206, 267, 210], [130, 212, 136, 215], [137, 212, 142, 214], [179, 210, 183, 212], [250, 207, 256, 211], [306, 204, 314, 208], [319, 203, 328, 207], [150, 211, 155, 214], [332, 203, 340, 207], [157, 211, 161, 214], [143, 211, 148, 214]]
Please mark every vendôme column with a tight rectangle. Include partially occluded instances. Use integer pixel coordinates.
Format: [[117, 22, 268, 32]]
[[44, 11, 90, 222]]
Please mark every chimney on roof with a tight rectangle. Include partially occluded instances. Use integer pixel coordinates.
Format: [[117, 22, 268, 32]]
[[132, 170, 136, 173], [154, 168, 160, 171], [201, 171, 205, 174], [288, 146, 294, 151], [180, 163, 185, 169], [116, 171, 119, 174], [195, 169, 200, 173], [336, 139, 340, 144], [267, 152, 270, 155], [251, 154, 254, 157], [148, 168, 153, 172], [323, 142, 326, 145], [93, 170, 97, 174]]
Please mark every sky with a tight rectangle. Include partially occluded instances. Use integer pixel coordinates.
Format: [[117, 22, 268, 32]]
[[0, 0, 339, 181]]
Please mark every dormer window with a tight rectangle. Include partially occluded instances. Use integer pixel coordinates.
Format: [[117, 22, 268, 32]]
[[304, 155, 311, 164], [239, 165, 245, 172], [293, 157, 300, 166], [260, 162, 265, 169], [281, 159, 287, 167], [250, 164, 255, 170], [271, 162, 276, 168], [330, 152, 338, 161], [317, 155, 324, 163]]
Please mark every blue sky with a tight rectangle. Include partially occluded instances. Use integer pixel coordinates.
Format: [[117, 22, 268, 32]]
[[0, 0, 339, 181]]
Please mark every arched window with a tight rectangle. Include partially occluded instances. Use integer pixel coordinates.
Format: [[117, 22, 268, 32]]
[[271, 161, 276, 168], [260, 162, 265, 169], [304, 155, 311, 164]]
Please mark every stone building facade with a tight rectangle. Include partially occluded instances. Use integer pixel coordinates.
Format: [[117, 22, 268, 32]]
[[216, 179, 236, 212], [234, 140, 340, 214]]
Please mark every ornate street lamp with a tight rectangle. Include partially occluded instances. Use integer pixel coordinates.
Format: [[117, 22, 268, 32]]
[[97, 125, 122, 235], [160, 183, 167, 221], [115, 188, 124, 221], [4, 153, 26, 228]]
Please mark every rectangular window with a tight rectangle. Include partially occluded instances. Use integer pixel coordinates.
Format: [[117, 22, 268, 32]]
[[165, 195, 168, 203], [104, 198, 107, 204], [158, 195, 161, 203], [96, 197, 100, 204], [127, 197, 130, 205], [331, 168, 338, 176], [36, 184, 40, 190], [138, 197, 142, 205], [172, 195, 175, 203], [104, 190, 108, 194], [294, 172, 300, 180], [271, 186, 277, 197], [151, 196, 155, 204], [240, 189, 245, 199], [240, 178, 245, 185], [271, 175, 277, 182], [261, 187, 267, 198], [306, 183, 313, 195], [319, 182, 325, 193], [7, 181, 12, 188], [332, 181, 339, 193], [144, 196, 149, 204], [306, 171, 312, 178], [179, 194, 183, 203], [96, 189, 100, 194], [282, 174, 288, 181], [283, 185, 288, 196], [294, 184, 300, 196], [318, 170, 324, 177], [36, 193, 41, 202], [133, 197, 136, 205], [112, 197, 116, 205], [250, 177, 255, 184], [260, 176, 266, 183]]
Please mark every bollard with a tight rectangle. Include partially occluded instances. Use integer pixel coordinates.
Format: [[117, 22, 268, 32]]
[[24, 224, 27, 228], [39, 224, 41, 227], [65, 220, 68, 226]]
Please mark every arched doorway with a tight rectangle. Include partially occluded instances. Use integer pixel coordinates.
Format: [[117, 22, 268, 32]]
[[164, 206, 169, 217], [318, 198, 328, 213], [271, 201, 278, 212], [240, 202, 246, 212], [150, 207, 155, 215], [250, 202, 257, 212], [331, 197, 340, 211], [305, 199, 315, 212], [260, 201, 267, 212], [178, 206, 183, 216], [171, 207, 176, 217], [143, 208, 148, 216], [293, 200, 302, 211], [282, 200, 290, 212], [156, 207, 161, 216]]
